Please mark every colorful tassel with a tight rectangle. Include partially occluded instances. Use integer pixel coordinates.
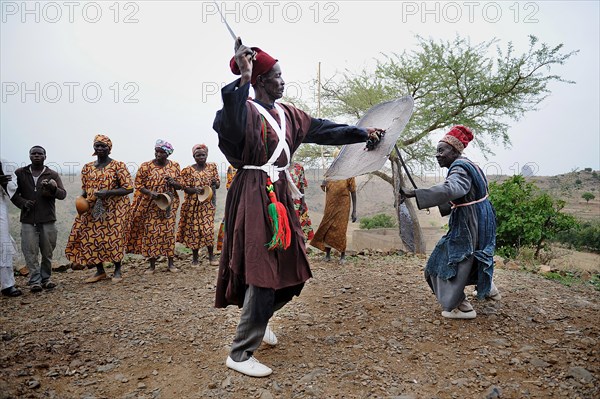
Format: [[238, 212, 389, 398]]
[[265, 178, 291, 250]]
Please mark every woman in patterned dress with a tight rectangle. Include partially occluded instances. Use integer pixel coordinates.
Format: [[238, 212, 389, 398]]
[[176, 144, 221, 266], [126, 139, 182, 273], [310, 177, 358, 264], [65, 135, 134, 283], [289, 162, 314, 242]]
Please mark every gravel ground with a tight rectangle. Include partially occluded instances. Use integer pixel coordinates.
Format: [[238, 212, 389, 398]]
[[1, 252, 598, 399]]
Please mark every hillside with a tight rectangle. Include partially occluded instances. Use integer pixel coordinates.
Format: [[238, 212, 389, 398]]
[[6, 168, 599, 265]]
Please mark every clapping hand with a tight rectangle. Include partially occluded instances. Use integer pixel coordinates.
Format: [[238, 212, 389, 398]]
[[23, 199, 35, 212], [95, 189, 109, 199], [165, 177, 177, 187], [40, 178, 57, 196], [0, 174, 11, 186]]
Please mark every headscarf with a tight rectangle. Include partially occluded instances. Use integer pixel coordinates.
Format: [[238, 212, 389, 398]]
[[230, 47, 278, 85], [192, 144, 208, 154], [92, 134, 113, 155], [439, 125, 473, 153], [155, 139, 174, 156]]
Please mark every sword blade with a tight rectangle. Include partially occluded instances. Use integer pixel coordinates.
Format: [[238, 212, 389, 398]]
[[213, 1, 237, 41]]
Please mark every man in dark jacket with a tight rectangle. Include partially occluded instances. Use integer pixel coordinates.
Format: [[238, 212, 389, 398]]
[[12, 146, 66, 292]]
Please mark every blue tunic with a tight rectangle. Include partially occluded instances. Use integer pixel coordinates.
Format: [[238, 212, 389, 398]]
[[415, 158, 496, 302]]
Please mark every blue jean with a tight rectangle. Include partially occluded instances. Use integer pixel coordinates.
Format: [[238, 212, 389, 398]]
[[21, 222, 57, 285]]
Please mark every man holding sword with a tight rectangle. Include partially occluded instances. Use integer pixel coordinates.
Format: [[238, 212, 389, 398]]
[[213, 37, 384, 377]]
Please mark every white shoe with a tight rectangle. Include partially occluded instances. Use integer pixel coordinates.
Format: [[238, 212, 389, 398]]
[[488, 282, 502, 300], [442, 308, 477, 319], [226, 356, 272, 377], [458, 298, 474, 312], [263, 325, 278, 346], [474, 282, 502, 301]]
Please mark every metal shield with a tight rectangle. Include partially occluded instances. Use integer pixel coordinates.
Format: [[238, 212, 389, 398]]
[[398, 202, 415, 253], [324, 96, 414, 181]]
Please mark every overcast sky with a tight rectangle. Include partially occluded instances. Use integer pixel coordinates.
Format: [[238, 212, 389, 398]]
[[1, 1, 598, 178]]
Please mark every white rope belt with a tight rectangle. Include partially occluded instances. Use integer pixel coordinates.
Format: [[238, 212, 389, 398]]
[[450, 193, 489, 209]]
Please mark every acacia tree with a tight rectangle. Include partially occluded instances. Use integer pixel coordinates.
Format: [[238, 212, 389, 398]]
[[582, 192, 595, 203], [295, 35, 577, 253]]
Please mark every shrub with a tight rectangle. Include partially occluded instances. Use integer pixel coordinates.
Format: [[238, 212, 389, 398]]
[[489, 175, 578, 258], [359, 213, 396, 229], [543, 271, 578, 287], [554, 220, 600, 252]]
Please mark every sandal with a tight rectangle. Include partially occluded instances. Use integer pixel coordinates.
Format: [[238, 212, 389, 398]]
[[30, 284, 42, 293], [85, 273, 107, 283], [42, 281, 57, 289]]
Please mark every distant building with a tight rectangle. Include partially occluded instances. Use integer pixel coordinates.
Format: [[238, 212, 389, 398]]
[[521, 164, 535, 177]]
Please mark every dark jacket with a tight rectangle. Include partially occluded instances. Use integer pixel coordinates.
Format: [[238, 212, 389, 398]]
[[12, 165, 67, 225]]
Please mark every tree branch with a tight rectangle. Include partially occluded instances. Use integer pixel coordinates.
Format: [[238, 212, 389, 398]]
[[370, 170, 394, 185]]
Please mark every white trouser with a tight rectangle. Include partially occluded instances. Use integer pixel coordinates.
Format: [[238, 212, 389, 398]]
[[0, 253, 16, 290]]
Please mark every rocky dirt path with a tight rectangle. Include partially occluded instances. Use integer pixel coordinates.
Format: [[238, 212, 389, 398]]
[[1, 253, 598, 399]]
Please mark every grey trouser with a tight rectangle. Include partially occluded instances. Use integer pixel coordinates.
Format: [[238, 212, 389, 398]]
[[230, 285, 288, 362], [21, 222, 57, 285], [427, 256, 473, 311]]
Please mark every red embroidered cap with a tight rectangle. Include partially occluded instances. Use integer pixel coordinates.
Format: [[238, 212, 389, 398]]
[[230, 47, 278, 85], [440, 125, 473, 153]]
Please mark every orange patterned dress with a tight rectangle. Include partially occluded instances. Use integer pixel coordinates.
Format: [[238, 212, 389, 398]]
[[126, 159, 181, 258], [176, 163, 220, 249], [310, 177, 356, 253], [216, 165, 237, 251], [290, 162, 314, 242], [65, 160, 134, 265]]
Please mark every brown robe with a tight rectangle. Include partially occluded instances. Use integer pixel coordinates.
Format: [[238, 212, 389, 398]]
[[213, 79, 369, 308]]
